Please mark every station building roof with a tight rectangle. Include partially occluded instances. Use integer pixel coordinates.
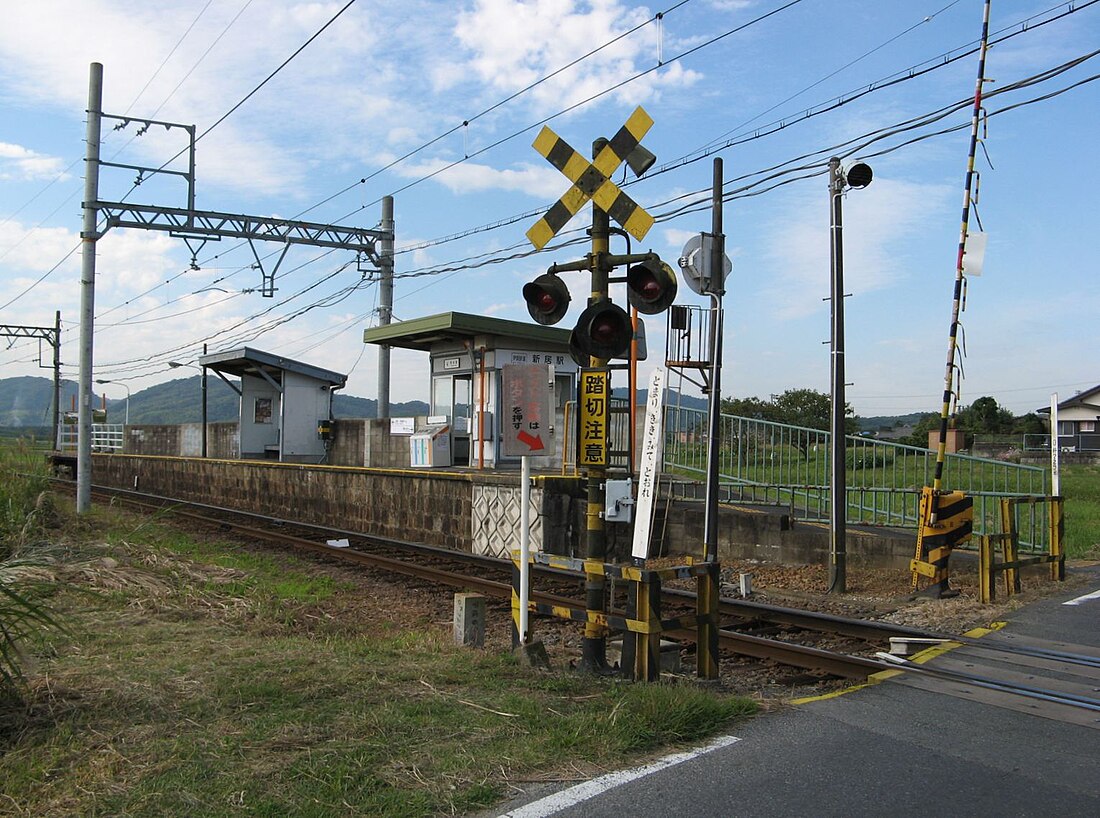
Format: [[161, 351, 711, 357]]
[[362, 311, 571, 352], [198, 346, 347, 388]]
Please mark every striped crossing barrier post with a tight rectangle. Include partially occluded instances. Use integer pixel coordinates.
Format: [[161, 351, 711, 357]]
[[911, 487, 972, 598]]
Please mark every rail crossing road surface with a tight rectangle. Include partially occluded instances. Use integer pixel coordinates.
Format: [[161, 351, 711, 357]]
[[489, 565, 1100, 818]]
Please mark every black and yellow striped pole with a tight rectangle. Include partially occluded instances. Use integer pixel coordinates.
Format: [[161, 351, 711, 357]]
[[930, 0, 992, 514], [916, 0, 991, 596], [580, 139, 612, 673]]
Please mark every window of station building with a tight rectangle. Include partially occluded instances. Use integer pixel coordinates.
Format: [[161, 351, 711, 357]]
[[432, 374, 473, 432], [453, 375, 472, 433]]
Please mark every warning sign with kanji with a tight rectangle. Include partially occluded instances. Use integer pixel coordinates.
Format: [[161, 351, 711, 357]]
[[502, 364, 552, 458], [577, 369, 609, 467]]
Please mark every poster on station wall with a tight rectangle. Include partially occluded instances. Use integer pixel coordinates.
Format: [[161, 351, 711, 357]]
[[578, 369, 609, 468]]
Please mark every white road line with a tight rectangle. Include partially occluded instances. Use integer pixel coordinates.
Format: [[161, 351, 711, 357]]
[[1063, 587, 1100, 606], [497, 734, 742, 818]]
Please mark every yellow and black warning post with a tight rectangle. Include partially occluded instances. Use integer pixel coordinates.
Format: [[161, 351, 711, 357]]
[[509, 552, 722, 682], [911, 487, 973, 597], [978, 496, 1066, 603]]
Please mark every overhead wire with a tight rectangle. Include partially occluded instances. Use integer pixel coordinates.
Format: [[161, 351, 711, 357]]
[[384, 50, 1100, 289], [5, 1, 1097, 385], [393, 0, 1096, 262], [58, 0, 700, 321]]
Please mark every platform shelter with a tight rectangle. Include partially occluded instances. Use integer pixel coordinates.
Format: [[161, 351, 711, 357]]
[[199, 346, 346, 464], [363, 312, 577, 468]]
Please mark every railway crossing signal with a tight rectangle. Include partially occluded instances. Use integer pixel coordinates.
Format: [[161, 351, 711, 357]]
[[525, 106, 656, 251], [626, 257, 678, 314], [522, 273, 571, 325], [518, 106, 719, 682], [570, 299, 633, 360]]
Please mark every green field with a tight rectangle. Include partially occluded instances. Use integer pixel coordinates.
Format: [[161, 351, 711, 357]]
[[1059, 464, 1100, 559]]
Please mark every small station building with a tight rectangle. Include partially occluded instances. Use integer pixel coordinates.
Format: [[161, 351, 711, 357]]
[[363, 311, 578, 469], [198, 346, 346, 464]]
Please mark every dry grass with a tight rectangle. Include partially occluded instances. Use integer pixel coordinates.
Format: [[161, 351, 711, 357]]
[[0, 499, 756, 817]]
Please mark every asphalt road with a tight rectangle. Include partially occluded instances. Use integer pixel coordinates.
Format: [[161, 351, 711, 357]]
[[491, 565, 1100, 818]]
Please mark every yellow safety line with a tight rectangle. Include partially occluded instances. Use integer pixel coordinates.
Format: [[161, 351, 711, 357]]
[[791, 621, 1008, 705]]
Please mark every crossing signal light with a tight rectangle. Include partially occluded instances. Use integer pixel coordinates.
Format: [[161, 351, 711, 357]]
[[626, 257, 678, 314], [522, 273, 571, 325], [571, 299, 633, 361]]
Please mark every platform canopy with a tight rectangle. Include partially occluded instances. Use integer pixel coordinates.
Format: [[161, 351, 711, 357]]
[[198, 346, 346, 389], [362, 311, 571, 352]]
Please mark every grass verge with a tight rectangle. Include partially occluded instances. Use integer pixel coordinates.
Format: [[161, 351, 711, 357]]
[[1061, 464, 1100, 559], [0, 495, 756, 817]]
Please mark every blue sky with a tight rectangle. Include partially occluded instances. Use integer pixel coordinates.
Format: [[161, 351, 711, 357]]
[[1, 0, 1097, 417]]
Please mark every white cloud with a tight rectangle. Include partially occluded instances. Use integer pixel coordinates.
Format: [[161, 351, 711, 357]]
[[0, 142, 70, 181], [757, 177, 955, 320], [395, 158, 567, 198], [453, 0, 701, 114]]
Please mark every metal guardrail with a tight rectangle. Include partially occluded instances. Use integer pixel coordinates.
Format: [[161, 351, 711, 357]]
[[57, 423, 124, 452], [663, 405, 1049, 547]]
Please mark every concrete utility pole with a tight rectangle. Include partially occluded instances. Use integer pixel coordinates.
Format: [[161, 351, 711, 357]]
[[377, 195, 394, 418], [77, 62, 103, 514], [53, 310, 61, 447]]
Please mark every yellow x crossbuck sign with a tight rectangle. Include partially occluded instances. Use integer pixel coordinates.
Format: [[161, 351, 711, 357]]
[[525, 106, 656, 251]]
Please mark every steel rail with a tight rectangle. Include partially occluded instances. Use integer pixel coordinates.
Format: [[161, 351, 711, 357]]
[[78, 482, 888, 679], [78, 480, 933, 644], [666, 588, 934, 642], [104, 487, 1100, 707]]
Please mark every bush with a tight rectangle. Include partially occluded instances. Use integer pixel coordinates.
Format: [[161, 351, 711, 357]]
[[0, 442, 64, 703], [846, 448, 895, 470]]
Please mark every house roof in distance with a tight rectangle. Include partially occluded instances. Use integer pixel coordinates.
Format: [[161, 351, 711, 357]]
[[199, 346, 347, 387], [362, 311, 571, 352], [1036, 383, 1100, 414]]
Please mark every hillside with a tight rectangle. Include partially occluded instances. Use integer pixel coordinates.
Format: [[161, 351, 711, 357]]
[[0, 375, 428, 426], [3, 376, 714, 428], [0, 376, 82, 426]]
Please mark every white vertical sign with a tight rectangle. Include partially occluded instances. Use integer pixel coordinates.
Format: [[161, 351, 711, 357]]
[[632, 367, 667, 561], [1051, 393, 1060, 497]]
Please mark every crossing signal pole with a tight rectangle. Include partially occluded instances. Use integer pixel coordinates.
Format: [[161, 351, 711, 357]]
[[522, 107, 682, 674]]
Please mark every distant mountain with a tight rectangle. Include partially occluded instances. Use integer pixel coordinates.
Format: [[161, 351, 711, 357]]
[[0, 375, 81, 427], [0, 375, 427, 426], [612, 387, 708, 412], [855, 412, 932, 432]]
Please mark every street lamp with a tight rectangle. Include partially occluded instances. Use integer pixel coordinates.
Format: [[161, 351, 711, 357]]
[[94, 379, 130, 424], [828, 156, 872, 595], [169, 353, 208, 458]]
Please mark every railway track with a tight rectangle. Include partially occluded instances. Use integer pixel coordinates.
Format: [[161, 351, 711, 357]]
[[66, 480, 1100, 714], [64, 480, 920, 680]]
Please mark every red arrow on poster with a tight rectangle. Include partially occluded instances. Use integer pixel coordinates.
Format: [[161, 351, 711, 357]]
[[517, 430, 545, 451]]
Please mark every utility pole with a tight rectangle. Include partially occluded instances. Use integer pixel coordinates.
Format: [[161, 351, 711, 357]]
[[828, 157, 848, 593], [827, 156, 873, 593], [201, 342, 208, 458], [75, 63, 392, 509], [703, 158, 726, 564], [77, 62, 103, 514], [377, 195, 394, 418], [53, 310, 61, 448]]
